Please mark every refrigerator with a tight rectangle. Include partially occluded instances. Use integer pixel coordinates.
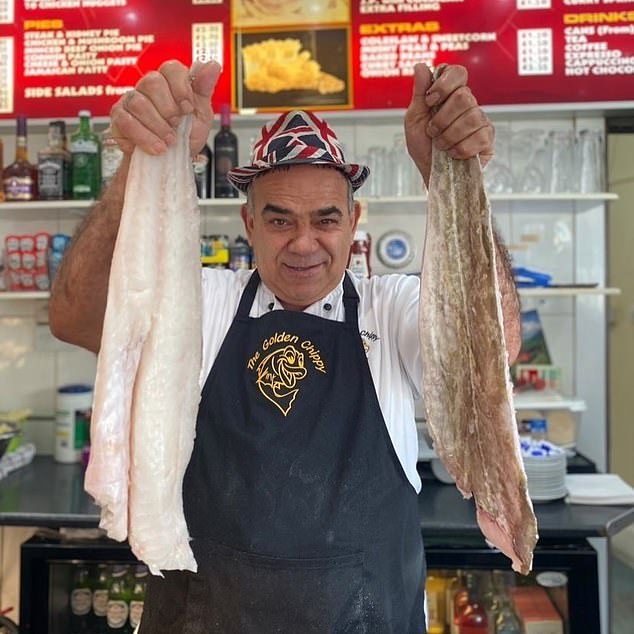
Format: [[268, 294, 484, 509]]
[[20, 531, 599, 633]]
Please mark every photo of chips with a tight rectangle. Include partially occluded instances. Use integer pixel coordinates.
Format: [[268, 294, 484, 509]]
[[234, 29, 350, 110], [242, 38, 344, 95]]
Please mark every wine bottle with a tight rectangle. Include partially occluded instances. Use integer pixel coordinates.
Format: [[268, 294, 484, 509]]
[[2, 115, 37, 201], [193, 143, 213, 199], [213, 104, 238, 198]]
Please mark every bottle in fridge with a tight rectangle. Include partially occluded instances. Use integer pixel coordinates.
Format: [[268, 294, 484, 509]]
[[69, 565, 92, 634], [106, 565, 132, 633]]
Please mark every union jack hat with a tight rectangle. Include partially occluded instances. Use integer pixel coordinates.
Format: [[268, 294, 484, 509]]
[[227, 110, 369, 194]]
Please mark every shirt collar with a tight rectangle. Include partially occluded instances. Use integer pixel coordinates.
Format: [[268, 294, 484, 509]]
[[251, 273, 346, 320]]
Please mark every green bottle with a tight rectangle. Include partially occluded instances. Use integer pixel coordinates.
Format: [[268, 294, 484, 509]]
[[106, 565, 132, 633], [69, 565, 92, 634], [71, 110, 101, 199], [128, 564, 148, 630], [92, 564, 110, 633]]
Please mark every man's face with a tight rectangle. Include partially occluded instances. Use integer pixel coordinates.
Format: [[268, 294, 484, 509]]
[[241, 165, 360, 311]]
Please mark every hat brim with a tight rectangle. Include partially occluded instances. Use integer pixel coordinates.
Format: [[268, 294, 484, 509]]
[[227, 159, 370, 194]]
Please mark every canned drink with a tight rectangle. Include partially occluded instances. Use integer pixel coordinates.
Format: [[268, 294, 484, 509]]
[[5, 235, 20, 253], [20, 235, 35, 252]]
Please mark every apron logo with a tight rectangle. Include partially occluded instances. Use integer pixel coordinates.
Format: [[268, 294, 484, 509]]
[[247, 331, 327, 417], [256, 346, 307, 416]]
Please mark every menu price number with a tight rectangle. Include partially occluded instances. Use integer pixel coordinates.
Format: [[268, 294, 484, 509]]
[[518, 0, 551, 9], [0, 37, 13, 113], [517, 28, 553, 75], [192, 22, 223, 66], [0, 0, 15, 24]]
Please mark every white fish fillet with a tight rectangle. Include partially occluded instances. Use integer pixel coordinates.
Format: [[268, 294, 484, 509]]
[[86, 116, 201, 574], [420, 146, 538, 575]]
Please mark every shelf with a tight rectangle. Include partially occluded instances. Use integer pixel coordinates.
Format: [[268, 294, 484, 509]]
[[514, 391, 587, 412], [0, 291, 49, 300], [518, 287, 620, 297], [0, 192, 616, 218], [358, 193, 617, 203]]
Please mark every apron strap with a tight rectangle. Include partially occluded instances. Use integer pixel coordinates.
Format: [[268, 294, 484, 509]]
[[342, 272, 359, 328], [236, 269, 261, 319]]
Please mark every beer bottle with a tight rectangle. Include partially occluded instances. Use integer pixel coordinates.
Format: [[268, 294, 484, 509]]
[[128, 564, 148, 631], [69, 565, 92, 634], [106, 565, 132, 633], [92, 564, 110, 633]]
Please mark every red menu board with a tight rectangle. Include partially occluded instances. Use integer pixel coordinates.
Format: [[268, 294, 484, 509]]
[[0, 0, 233, 118], [350, 0, 634, 109], [1, 0, 633, 119]]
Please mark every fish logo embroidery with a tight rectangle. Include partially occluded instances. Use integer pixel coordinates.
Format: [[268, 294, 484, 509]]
[[255, 345, 308, 416]]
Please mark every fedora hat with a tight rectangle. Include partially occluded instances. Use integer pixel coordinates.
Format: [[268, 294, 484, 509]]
[[227, 110, 370, 194]]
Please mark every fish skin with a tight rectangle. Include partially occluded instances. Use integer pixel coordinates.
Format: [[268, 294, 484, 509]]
[[420, 146, 538, 575], [87, 116, 201, 574]]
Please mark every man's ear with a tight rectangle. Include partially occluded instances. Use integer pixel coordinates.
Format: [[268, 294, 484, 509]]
[[240, 204, 254, 244]]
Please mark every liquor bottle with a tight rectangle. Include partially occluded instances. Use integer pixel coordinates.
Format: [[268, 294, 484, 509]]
[[101, 127, 124, 191], [425, 569, 447, 634], [193, 142, 213, 198], [494, 593, 522, 634], [2, 115, 37, 201], [106, 565, 132, 633], [457, 572, 488, 634], [92, 564, 111, 634], [213, 104, 238, 198], [71, 110, 101, 199], [451, 572, 471, 634], [37, 120, 72, 200], [128, 564, 148, 631], [69, 565, 93, 634]]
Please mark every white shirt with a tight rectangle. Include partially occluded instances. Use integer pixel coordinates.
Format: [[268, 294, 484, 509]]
[[200, 268, 423, 492]]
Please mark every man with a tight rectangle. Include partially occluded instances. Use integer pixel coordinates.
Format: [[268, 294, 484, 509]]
[[49, 59, 519, 633]]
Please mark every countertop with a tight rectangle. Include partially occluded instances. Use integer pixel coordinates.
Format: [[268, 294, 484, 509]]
[[0, 457, 632, 539]]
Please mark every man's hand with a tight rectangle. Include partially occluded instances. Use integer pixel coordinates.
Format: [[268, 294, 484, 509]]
[[404, 63, 494, 187], [110, 59, 222, 157]]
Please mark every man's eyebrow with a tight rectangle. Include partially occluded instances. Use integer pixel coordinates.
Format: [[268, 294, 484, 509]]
[[315, 206, 344, 217], [262, 203, 292, 215], [260, 204, 344, 217]]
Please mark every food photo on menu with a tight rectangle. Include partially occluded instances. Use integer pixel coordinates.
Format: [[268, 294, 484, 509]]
[[234, 28, 351, 110], [232, 0, 350, 28]]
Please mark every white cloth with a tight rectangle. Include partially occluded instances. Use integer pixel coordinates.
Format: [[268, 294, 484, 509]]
[[200, 268, 423, 492]]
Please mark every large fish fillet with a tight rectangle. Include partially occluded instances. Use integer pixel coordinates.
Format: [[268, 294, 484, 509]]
[[420, 145, 538, 575], [86, 116, 201, 574]]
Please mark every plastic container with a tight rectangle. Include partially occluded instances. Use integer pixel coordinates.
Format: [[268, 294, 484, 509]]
[[55, 384, 93, 463], [530, 418, 548, 442]]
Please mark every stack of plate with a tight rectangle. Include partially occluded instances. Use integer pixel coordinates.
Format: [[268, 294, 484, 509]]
[[520, 440, 567, 502]]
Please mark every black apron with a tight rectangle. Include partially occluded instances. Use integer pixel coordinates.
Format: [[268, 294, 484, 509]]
[[140, 271, 426, 633]]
